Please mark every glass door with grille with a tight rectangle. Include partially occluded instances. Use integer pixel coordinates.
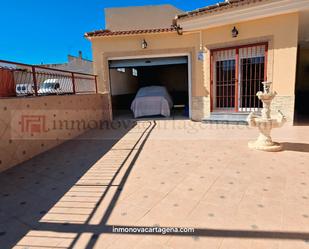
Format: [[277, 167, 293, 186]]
[[211, 43, 267, 112], [238, 45, 266, 112], [212, 48, 236, 111]]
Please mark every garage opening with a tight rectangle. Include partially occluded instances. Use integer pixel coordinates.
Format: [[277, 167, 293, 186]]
[[108, 56, 189, 119]]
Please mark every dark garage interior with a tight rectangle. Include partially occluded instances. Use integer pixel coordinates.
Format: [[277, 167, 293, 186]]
[[108, 56, 189, 119], [295, 46, 309, 125]]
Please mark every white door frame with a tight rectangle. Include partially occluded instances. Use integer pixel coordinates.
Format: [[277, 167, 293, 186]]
[[108, 53, 193, 119]]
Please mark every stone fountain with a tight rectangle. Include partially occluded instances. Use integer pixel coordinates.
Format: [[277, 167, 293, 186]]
[[247, 81, 286, 152]]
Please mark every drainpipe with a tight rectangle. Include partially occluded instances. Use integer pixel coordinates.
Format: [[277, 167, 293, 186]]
[[198, 30, 203, 52], [177, 29, 205, 53], [176, 26, 183, 35], [172, 18, 183, 35]]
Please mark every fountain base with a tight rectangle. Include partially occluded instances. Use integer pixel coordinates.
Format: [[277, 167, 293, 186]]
[[248, 140, 283, 152], [247, 82, 286, 152]]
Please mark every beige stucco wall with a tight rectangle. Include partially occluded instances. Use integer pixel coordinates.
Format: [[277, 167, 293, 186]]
[[110, 68, 139, 95], [0, 93, 111, 172], [105, 5, 183, 31], [200, 12, 299, 123], [89, 12, 299, 123], [90, 32, 205, 120], [201, 12, 299, 96]]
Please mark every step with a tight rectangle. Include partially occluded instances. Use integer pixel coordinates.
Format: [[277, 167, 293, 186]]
[[203, 112, 250, 125]]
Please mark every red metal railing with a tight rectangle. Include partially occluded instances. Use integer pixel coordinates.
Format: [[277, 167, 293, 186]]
[[0, 59, 98, 97]]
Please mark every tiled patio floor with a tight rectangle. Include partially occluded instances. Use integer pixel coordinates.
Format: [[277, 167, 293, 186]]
[[0, 120, 309, 249]]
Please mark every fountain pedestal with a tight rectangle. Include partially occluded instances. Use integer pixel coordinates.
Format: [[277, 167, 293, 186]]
[[247, 81, 286, 152]]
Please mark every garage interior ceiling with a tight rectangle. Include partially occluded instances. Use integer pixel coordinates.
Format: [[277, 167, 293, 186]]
[[109, 56, 188, 68]]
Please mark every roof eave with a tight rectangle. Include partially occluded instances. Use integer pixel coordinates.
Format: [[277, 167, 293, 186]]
[[176, 0, 259, 21], [176, 0, 309, 31]]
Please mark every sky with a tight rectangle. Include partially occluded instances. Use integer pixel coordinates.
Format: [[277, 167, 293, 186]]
[[0, 0, 218, 65]]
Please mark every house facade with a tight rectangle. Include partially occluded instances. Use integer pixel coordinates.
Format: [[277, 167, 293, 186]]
[[41, 51, 93, 74], [86, 0, 309, 124]]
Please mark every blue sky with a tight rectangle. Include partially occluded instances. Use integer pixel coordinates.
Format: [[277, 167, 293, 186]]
[[0, 0, 217, 64]]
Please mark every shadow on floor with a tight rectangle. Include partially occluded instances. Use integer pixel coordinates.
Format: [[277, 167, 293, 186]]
[[0, 119, 151, 249], [113, 108, 189, 121], [282, 142, 309, 153], [37, 223, 309, 241], [2, 120, 309, 249]]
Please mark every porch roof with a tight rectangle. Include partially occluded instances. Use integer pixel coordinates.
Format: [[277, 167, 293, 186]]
[[85, 27, 176, 38]]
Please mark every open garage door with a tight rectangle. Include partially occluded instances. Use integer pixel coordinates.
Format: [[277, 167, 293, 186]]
[[108, 56, 190, 120]]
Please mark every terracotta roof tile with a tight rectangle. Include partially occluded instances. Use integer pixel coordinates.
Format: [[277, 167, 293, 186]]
[[85, 27, 176, 37], [176, 0, 264, 20]]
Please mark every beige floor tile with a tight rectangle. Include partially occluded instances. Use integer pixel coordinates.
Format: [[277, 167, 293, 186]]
[[167, 236, 223, 249], [1, 122, 309, 249], [134, 236, 172, 249], [279, 240, 309, 249]]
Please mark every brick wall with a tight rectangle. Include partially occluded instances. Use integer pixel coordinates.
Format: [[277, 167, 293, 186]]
[[191, 96, 210, 121]]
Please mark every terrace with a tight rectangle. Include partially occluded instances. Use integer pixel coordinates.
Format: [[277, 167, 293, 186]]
[[0, 119, 309, 249], [1, 0, 309, 248]]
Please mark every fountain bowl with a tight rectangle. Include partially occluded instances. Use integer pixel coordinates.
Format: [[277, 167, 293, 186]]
[[247, 81, 286, 152], [247, 111, 286, 152]]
